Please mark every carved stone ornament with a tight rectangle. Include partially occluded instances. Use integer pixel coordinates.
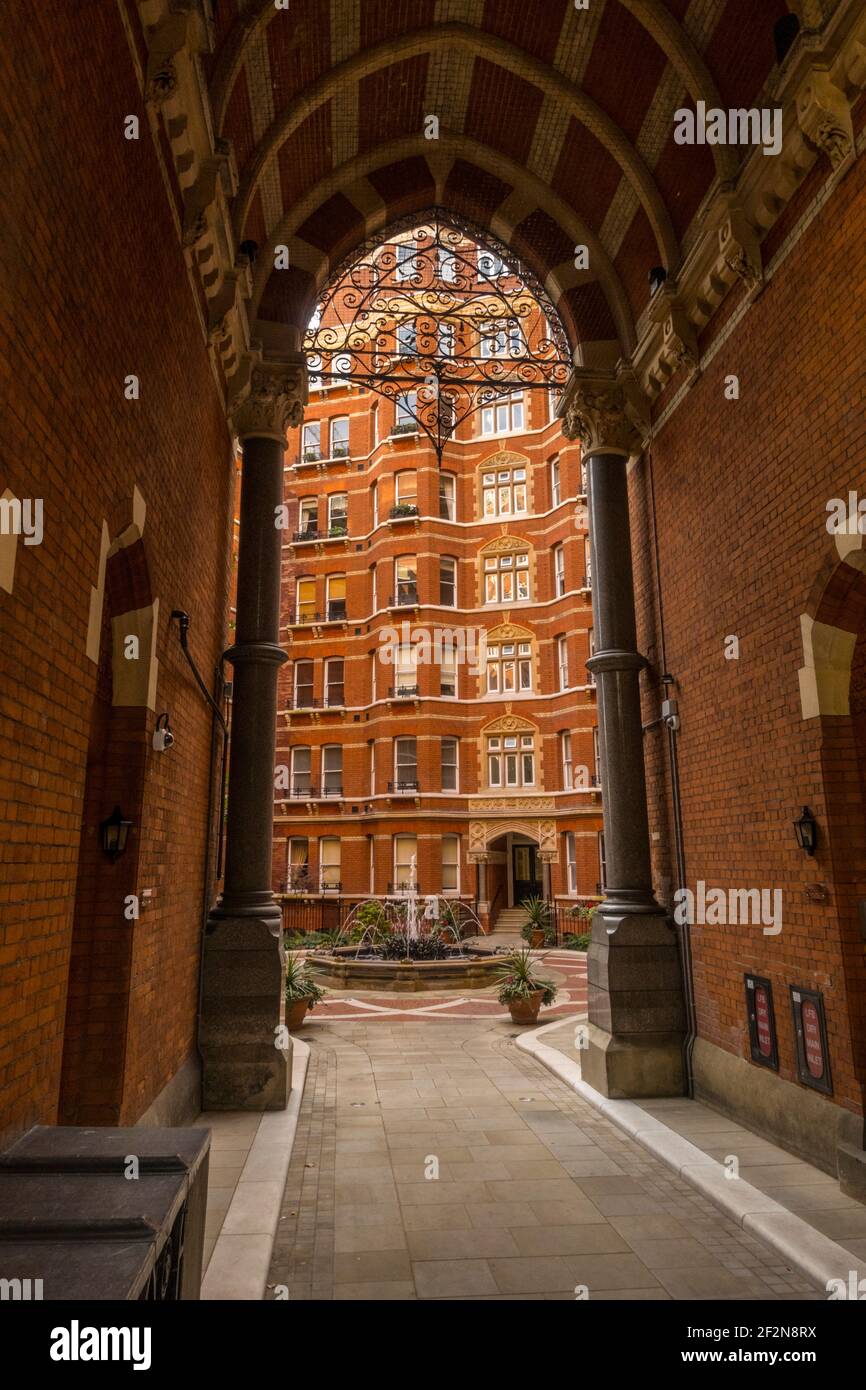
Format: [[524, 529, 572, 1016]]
[[561, 370, 648, 457], [480, 534, 531, 555], [796, 70, 854, 175], [230, 360, 307, 442], [146, 58, 178, 105], [481, 714, 537, 736]]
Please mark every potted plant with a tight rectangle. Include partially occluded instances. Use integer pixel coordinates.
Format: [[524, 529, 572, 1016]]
[[496, 949, 557, 1024], [520, 895, 552, 949], [285, 952, 326, 1030]]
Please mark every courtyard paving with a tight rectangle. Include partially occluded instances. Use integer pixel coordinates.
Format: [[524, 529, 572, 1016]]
[[266, 1013, 821, 1301]]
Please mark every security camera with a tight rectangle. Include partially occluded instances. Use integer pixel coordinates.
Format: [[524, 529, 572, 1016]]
[[153, 712, 174, 752]]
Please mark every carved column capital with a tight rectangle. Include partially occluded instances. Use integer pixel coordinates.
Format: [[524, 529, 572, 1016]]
[[560, 367, 649, 458], [229, 352, 308, 444]]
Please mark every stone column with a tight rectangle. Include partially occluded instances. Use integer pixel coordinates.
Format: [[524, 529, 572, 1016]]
[[540, 855, 552, 902], [562, 367, 685, 1098], [200, 353, 307, 1111]]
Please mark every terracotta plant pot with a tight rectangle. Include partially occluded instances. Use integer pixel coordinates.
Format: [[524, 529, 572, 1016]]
[[286, 997, 311, 1031], [507, 989, 545, 1024], [529, 929, 545, 949]]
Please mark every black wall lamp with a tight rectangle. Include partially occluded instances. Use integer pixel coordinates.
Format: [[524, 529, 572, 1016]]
[[99, 806, 133, 862], [793, 806, 818, 856]]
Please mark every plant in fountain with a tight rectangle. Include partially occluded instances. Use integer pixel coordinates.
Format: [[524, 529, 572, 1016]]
[[496, 948, 557, 1024], [285, 951, 326, 1030]]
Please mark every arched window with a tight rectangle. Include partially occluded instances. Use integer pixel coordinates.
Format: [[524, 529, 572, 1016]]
[[482, 715, 538, 790]]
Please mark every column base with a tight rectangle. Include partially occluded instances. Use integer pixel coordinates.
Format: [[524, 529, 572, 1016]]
[[199, 915, 290, 1111], [583, 908, 686, 1099]]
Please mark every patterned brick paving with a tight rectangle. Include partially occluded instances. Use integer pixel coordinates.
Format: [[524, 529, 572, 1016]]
[[267, 1017, 820, 1301]]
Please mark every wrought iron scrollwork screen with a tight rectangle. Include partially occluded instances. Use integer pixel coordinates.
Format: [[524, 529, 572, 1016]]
[[304, 210, 572, 462]]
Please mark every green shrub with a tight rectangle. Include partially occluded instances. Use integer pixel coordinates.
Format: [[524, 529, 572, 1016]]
[[495, 949, 557, 1006], [563, 932, 591, 952], [285, 953, 326, 1009]]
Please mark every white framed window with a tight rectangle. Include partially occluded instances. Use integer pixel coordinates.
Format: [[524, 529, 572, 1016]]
[[371, 480, 379, 526], [394, 555, 417, 606], [322, 745, 342, 796], [295, 576, 316, 624], [370, 563, 378, 611], [580, 459, 588, 495], [440, 642, 457, 698], [397, 321, 417, 356], [565, 831, 578, 895], [439, 247, 458, 283], [485, 641, 532, 694], [441, 737, 458, 791], [442, 834, 459, 893], [308, 355, 323, 392], [481, 464, 527, 518], [328, 493, 347, 533], [396, 471, 417, 507], [598, 831, 607, 892], [294, 659, 314, 708], [291, 746, 311, 795], [368, 834, 375, 894], [481, 394, 524, 435], [325, 657, 344, 707], [320, 837, 341, 890], [326, 573, 346, 621], [554, 544, 566, 597], [479, 320, 520, 359], [439, 556, 457, 607], [393, 833, 417, 892], [593, 726, 602, 786], [487, 733, 535, 788], [302, 421, 321, 461], [587, 630, 596, 686], [439, 472, 456, 520], [332, 352, 351, 385], [371, 402, 379, 447], [483, 550, 530, 604], [394, 643, 417, 695], [550, 457, 561, 508], [287, 837, 310, 890], [584, 543, 592, 589], [394, 392, 417, 431], [330, 417, 349, 458], [549, 389, 559, 423], [299, 497, 317, 536], [557, 635, 569, 690], [368, 740, 376, 795], [561, 731, 573, 789], [396, 242, 416, 282], [394, 736, 418, 789]]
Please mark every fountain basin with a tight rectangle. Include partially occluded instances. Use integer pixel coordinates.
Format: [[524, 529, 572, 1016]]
[[307, 945, 502, 993]]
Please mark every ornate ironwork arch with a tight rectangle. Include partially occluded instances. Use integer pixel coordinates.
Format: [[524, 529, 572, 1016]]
[[303, 209, 573, 464]]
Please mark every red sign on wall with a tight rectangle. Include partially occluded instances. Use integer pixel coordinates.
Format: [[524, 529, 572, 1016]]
[[790, 987, 832, 1095], [744, 974, 778, 1070]]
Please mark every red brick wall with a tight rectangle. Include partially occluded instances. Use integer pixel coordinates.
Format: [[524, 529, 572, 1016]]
[[634, 144, 866, 1116], [0, 3, 232, 1141]]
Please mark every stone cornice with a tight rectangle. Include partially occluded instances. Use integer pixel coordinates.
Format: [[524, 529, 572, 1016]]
[[132, 1, 252, 402], [229, 351, 308, 443], [627, 1, 866, 409]]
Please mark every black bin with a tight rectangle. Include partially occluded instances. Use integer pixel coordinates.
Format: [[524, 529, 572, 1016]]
[[0, 1125, 210, 1300]]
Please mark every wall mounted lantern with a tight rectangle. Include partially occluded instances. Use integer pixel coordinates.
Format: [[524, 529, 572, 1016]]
[[99, 806, 132, 862], [793, 806, 818, 856]]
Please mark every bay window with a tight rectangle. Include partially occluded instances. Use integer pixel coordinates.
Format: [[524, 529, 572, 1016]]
[[485, 641, 532, 694], [484, 550, 530, 604]]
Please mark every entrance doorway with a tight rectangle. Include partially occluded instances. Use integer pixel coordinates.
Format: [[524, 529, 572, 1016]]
[[512, 843, 542, 904]]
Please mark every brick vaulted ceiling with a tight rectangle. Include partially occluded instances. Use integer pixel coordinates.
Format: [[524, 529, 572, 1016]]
[[204, 0, 790, 354]]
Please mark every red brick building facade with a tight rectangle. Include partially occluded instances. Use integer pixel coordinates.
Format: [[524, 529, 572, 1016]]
[[264, 228, 604, 921]]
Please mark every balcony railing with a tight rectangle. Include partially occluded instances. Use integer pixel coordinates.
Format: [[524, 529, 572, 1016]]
[[321, 880, 342, 893], [302, 447, 321, 463], [582, 574, 592, 589], [331, 444, 350, 459], [326, 600, 347, 621], [388, 685, 419, 699], [287, 784, 344, 799], [388, 779, 419, 793], [389, 503, 419, 519], [294, 611, 321, 625], [388, 881, 420, 894], [287, 692, 345, 710], [389, 587, 418, 607], [293, 527, 321, 542], [390, 423, 418, 438]]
